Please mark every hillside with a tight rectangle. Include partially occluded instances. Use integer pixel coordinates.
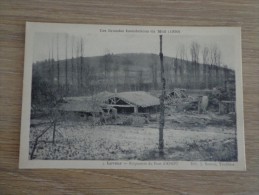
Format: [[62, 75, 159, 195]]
[[32, 53, 235, 95], [33, 53, 173, 82]]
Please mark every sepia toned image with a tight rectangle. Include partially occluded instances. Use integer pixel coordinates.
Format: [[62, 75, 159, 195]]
[[19, 23, 245, 170]]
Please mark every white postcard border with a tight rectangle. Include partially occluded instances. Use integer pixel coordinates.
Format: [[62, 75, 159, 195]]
[[19, 22, 246, 170]]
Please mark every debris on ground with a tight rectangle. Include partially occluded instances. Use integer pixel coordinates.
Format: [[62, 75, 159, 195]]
[[164, 88, 195, 105]]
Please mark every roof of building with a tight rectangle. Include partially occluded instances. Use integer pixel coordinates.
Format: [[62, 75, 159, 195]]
[[61, 91, 160, 112], [64, 91, 113, 103], [59, 99, 103, 113], [113, 91, 160, 107]]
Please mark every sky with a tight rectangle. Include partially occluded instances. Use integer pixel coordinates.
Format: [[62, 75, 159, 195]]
[[33, 32, 237, 70]]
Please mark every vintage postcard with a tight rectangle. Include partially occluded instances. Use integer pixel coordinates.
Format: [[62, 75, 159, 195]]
[[19, 22, 245, 170]]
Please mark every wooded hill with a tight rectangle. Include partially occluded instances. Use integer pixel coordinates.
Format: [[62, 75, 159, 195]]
[[32, 53, 235, 96]]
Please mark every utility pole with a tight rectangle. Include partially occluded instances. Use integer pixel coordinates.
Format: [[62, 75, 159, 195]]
[[159, 35, 165, 158], [71, 37, 74, 90], [65, 34, 68, 95], [51, 39, 54, 86], [80, 38, 83, 90], [57, 34, 60, 93]]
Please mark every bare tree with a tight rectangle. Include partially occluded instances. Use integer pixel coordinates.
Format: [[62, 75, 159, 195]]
[[179, 44, 187, 88], [223, 65, 229, 90], [164, 62, 172, 89], [112, 59, 119, 91], [149, 54, 158, 90], [210, 44, 221, 66], [202, 46, 209, 65], [101, 52, 113, 90], [173, 57, 178, 88], [47, 46, 52, 85], [190, 42, 200, 64], [202, 46, 209, 88], [217, 49, 222, 86], [190, 41, 200, 88], [123, 66, 130, 91], [209, 44, 221, 87], [216, 50, 221, 67], [137, 70, 144, 90], [121, 57, 133, 91]]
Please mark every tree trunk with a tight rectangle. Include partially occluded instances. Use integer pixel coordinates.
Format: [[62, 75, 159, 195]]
[[65, 35, 68, 94], [52, 121, 56, 145], [159, 35, 165, 158], [57, 35, 60, 93]]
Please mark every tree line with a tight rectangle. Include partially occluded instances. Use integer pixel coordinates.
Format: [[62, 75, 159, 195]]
[[152, 42, 235, 90], [32, 36, 235, 102]]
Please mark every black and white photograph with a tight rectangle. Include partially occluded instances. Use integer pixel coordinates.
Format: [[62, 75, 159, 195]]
[[19, 23, 245, 170]]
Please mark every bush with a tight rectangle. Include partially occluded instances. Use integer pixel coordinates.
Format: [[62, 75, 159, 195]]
[[208, 87, 228, 111], [122, 115, 146, 127], [123, 116, 134, 125]]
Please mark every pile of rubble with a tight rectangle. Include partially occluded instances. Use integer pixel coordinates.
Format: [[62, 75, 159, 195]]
[[164, 88, 195, 105]]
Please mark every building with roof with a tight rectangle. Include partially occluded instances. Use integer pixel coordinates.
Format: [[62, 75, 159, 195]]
[[59, 91, 160, 116], [103, 91, 160, 114], [58, 97, 104, 120]]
